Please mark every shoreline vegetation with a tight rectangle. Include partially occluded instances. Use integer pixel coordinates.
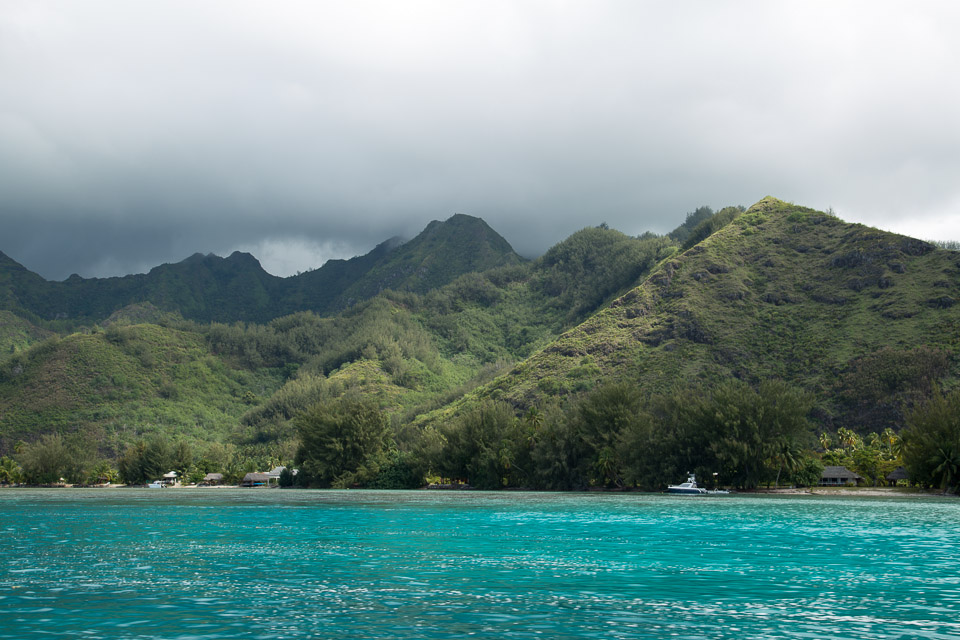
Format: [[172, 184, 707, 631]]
[[3, 200, 960, 496], [1, 483, 954, 499]]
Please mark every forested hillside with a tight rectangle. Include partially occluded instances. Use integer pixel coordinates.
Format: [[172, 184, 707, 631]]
[[2, 198, 958, 493], [0, 216, 675, 467], [403, 198, 960, 492], [452, 197, 959, 430], [0, 214, 522, 327]]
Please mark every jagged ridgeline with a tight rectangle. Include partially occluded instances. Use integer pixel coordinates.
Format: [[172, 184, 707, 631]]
[[0, 214, 676, 454], [0, 214, 523, 327], [1, 197, 958, 482], [433, 197, 960, 433]]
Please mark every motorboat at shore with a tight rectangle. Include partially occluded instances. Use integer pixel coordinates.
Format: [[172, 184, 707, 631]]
[[667, 474, 708, 494], [666, 474, 731, 495]]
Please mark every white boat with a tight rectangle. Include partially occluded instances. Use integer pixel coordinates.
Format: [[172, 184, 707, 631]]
[[666, 474, 708, 495], [147, 480, 164, 488]]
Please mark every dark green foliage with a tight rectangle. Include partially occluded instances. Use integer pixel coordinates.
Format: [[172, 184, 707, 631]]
[[573, 383, 647, 488], [836, 346, 948, 432], [5, 198, 960, 492], [902, 388, 960, 492], [597, 380, 813, 490], [117, 436, 173, 485], [18, 434, 87, 484], [681, 206, 744, 251], [294, 395, 392, 488], [532, 227, 675, 322], [435, 400, 519, 488], [367, 450, 425, 489], [702, 380, 814, 489], [791, 455, 825, 488], [668, 206, 714, 245], [0, 215, 523, 327], [278, 466, 297, 487]]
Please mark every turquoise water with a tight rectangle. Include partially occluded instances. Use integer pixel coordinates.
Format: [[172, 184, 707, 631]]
[[1, 490, 959, 639]]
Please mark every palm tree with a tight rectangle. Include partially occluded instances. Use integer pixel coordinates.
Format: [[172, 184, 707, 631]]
[[523, 407, 544, 448], [87, 461, 117, 485], [594, 446, 623, 489], [0, 457, 22, 485], [837, 427, 862, 451], [882, 427, 903, 459], [931, 444, 960, 494], [771, 439, 803, 488], [818, 432, 832, 450]]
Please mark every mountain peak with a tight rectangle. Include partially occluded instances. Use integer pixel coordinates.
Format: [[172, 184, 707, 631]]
[[0, 251, 27, 271]]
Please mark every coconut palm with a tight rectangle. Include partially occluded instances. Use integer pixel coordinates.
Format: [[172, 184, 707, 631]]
[[0, 457, 22, 485], [770, 438, 803, 488], [930, 444, 960, 493], [818, 432, 833, 450]]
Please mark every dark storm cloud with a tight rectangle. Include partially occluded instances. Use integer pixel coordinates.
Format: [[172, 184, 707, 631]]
[[1, 1, 959, 280]]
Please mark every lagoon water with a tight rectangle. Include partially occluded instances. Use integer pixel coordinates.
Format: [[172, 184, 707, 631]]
[[1, 490, 959, 639]]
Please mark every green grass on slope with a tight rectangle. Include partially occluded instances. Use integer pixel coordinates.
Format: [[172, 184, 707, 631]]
[[0, 323, 286, 455], [430, 198, 960, 430], [0, 311, 53, 359]]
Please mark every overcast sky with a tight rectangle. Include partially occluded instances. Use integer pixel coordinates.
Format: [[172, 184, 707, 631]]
[[2, 1, 959, 280]]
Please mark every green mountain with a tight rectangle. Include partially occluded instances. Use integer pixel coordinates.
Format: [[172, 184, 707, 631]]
[[5, 198, 958, 490], [0, 323, 287, 455], [0, 220, 673, 457], [441, 197, 959, 433], [0, 310, 53, 357], [0, 214, 522, 326]]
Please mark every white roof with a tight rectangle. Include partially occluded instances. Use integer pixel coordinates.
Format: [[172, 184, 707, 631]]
[[163, 471, 178, 478]]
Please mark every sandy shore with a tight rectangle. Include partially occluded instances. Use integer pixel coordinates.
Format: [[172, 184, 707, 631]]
[[754, 486, 955, 497]]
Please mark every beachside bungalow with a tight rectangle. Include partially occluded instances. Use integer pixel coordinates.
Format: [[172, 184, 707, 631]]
[[886, 466, 910, 486], [202, 472, 224, 486], [266, 466, 286, 486], [240, 472, 269, 487], [820, 465, 863, 486], [161, 471, 179, 487]]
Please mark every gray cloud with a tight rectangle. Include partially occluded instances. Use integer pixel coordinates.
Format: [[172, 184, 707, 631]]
[[1, 1, 959, 279]]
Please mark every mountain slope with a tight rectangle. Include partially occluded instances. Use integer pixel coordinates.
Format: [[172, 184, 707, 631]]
[[442, 198, 960, 431], [0, 221, 676, 456], [0, 324, 287, 454], [0, 214, 523, 326], [280, 214, 524, 314]]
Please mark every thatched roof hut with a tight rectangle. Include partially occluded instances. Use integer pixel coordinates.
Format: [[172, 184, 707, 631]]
[[240, 472, 269, 487], [202, 472, 224, 485], [820, 466, 863, 486], [886, 467, 910, 484]]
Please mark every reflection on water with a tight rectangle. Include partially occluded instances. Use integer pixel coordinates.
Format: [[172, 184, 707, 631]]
[[1, 490, 959, 639]]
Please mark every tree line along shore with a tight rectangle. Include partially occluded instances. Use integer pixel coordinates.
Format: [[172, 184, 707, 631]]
[[3, 380, 958, 495]]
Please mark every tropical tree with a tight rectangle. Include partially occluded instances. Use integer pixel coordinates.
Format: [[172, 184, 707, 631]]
[[769, 437, 803, 488], [117, 436, 173, 485], [0, 457, 22, 485], [902, 387, 960, 493], [705, 380, 814, 489], [18, 434, 84, 484], [295, 395, 392, 488], [435, 400, 517, 489], [87, 461, 117, 485], [574, 382, 646, 487]]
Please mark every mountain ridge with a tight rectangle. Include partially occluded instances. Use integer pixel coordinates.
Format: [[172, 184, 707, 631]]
[[0, 214, 523, 326], [418, 197, 959, 433]]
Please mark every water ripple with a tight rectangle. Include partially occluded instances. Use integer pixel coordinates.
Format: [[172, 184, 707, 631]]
[[1, 489, 958, 639]]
